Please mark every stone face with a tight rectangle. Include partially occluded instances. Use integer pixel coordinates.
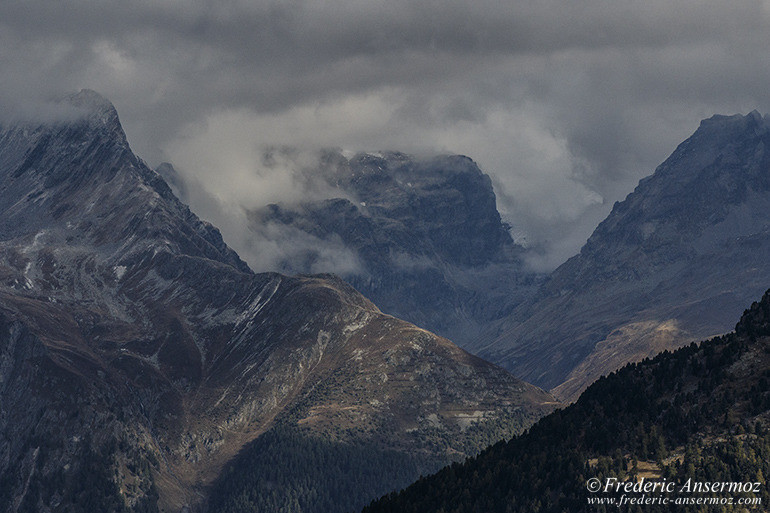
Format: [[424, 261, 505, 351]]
[[248, 151, 543, 349], [0, 91, 556, 511], [481, 111, 770, 400]]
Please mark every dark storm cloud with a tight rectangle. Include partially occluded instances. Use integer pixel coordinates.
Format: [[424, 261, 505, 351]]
[[1, 0, 769, 269]]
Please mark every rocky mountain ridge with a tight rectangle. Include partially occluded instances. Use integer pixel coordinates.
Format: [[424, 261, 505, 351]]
[[480, 110, 770, 400], [0, 90, 556, 512]]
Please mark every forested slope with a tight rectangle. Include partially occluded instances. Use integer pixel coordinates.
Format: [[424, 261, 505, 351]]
[[364, 289, 770, 513]]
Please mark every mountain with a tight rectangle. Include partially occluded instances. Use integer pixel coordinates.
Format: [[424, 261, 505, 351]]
[[480, 111, 770, 401], [0, 90, 557, 513], [246, 150, 543, 349], [364, 289, 770, 513]]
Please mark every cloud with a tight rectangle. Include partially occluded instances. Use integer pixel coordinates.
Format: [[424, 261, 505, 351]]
[[245, 221, 364, 276], [1, 0, 769, 269], [160, 145, 364, 274]]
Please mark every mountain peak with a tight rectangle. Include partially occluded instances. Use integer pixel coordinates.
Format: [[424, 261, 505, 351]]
[[483, 111, 770, 397], [61, 88, 125, 140], [698, 110, 769, 133], [748, 108, 764, 120], [66, 88, 114, 111]]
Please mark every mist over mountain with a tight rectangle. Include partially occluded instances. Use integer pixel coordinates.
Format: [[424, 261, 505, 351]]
[[162, 109, 770, 394], [480, 110, 770, 400], [4, 87, 768, 513], [235, 150, 544, 348], [0, 90, 557, 512]]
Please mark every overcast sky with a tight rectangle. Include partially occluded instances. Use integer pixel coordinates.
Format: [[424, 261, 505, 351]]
[[2, 0, 770, 270]]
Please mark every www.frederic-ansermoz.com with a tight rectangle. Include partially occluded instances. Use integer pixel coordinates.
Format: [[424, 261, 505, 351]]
[[585, 477, 763, 508]]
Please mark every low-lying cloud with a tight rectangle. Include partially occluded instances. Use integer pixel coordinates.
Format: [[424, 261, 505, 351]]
[[162, 146, 365, 274]]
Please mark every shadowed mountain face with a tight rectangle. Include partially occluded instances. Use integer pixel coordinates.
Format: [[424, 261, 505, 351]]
[[0, 91, 556, 512], [246, 151, 543, 349], [480, 111, 770, 400]]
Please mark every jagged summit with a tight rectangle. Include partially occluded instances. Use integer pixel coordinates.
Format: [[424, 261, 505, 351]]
[[64, 88, 127, 143], [348, 152, 485, 179], [746, 108, 765, 124], [575, 110, 770, 266], [698, 109, 767, 129], [66, 88, 117, 116], [0, 91, 247, 270]]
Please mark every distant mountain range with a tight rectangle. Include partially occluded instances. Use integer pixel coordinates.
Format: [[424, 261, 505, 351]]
[[206, 110, 770, 406], [364, 289, 770, 513], [0, 91, 556, 513], [4, 88, 768, 513], [480, 111, 770, 400]]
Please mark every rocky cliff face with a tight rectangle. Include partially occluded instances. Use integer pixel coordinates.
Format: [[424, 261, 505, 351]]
[[0, 91, 556, 512], [481, 111, 770, 400], [248, 151, 542, 349]]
